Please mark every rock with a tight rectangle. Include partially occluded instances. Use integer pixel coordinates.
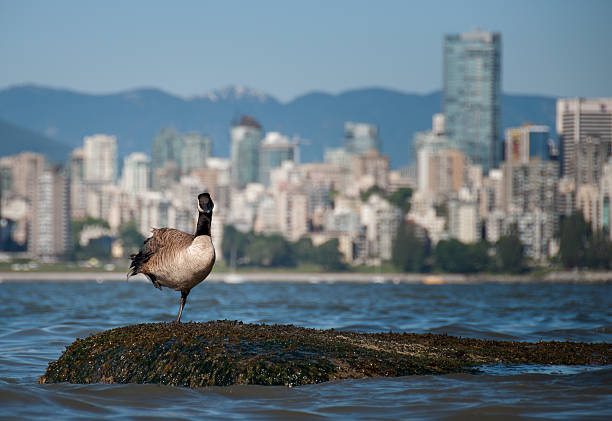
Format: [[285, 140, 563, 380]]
[[39, 321, 610, 387]]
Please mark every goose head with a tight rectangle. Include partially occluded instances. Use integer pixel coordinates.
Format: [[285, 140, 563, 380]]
[[197, 192, 214, 215]]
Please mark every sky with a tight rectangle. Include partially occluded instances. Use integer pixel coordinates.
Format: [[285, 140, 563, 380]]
[[1, 0, 611, 102]]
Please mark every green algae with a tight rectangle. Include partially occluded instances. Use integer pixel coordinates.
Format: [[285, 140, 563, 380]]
[[38, 321, 611, 387]]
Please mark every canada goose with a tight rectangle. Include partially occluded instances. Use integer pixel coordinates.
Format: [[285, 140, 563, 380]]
[[127, 192, 216, 322]]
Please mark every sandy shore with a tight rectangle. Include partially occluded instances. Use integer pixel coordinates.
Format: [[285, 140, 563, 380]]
[[1, 271, 611, 283]]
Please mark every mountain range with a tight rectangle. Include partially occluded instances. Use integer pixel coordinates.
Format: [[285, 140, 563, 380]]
[[0, 84, 557, 167], [0, 118, 72, 163]]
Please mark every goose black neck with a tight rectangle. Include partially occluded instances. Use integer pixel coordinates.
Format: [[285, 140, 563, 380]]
[[195, 212, 212, 236]]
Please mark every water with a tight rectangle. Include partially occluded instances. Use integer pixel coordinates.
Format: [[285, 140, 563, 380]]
[[0, 280, 610, 419]]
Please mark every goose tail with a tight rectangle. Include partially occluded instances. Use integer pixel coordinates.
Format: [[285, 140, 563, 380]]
[[127, 236, 154, 280]]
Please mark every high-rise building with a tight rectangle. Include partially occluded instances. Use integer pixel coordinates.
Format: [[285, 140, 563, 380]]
[[191, 157, 232, 217], [69, 149, 85, 181], [230, 115, 264, 188], [253, 194, 280, 235], [443, 29, 502, 173], [135, 191, 171, 237], [504, 124, 551, 164], [414, 114, 465, 198], [361, 194, 402, 261], [121, 152, 151, 192], [557, 98, 612, 185], [502, 160, 559, 215], [83, 134, 117, 183], [506, 208, 555, 262], [151, 129, 212, 189], [263, 161, 309, 241], [181, 133, 212, 173], [259, 132, 297, 186], [0, 153, 47, 248], [415, 115, 452, 194], [344, 122, 381, 155], [448, 190, 480, 244], [152, 129, 181, 178], [301, 162, 351, 202], [480, 169, 504, 220], [29, 166, 71, 260], [5, 152, 46, 199], [352, 149, 390, 191], [599, 159, 612, 233], [69, 148, 87, 220], [576, 184, 600, 228]]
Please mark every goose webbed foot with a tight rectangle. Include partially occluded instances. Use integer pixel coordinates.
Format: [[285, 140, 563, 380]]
[[175, 290, 189, 323]]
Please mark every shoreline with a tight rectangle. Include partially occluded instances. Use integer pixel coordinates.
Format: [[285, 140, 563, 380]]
[[1, 271, 611, 283]]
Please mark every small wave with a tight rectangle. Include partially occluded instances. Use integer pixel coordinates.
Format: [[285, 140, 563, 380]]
[[475, 364, 610, 376]]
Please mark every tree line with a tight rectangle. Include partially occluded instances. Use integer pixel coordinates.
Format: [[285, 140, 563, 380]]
[[391, 219, 525, 274], [68, 210, 612, 273], [392, 211, 612, 273], [222, 225, 346, 270], [558, 212, 612, 269]]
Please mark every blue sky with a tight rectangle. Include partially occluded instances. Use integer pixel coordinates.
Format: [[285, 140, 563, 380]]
[[1, 0, 611, 101]]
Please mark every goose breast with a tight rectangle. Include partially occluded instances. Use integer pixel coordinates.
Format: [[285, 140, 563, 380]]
[[155, 235, 216, 291]]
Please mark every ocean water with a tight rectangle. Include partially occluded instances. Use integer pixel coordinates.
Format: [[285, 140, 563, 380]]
[[0, 280, 610, 420]]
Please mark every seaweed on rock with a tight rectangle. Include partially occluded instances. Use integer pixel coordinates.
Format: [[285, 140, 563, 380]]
[[39, 321, 611, 387]]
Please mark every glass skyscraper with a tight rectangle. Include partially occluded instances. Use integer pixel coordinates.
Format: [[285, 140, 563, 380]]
[[230, 115, 264, 188], [259, 132, 297, 186], [443, 30, 502, 173], [151, 129, 212, 189]]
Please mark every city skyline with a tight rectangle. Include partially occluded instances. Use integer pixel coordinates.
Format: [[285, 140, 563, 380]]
[[2, 1, 612, 270], [1, 1, 611, 101]]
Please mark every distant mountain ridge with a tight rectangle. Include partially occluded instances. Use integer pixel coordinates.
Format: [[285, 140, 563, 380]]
[[194, 85, 275, 103], [0, 118, 71, 163], [0, 84, 557, 167]]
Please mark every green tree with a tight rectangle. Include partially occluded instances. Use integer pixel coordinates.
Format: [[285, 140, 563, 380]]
[[435, 239, 467, 272], [387, 188, 413, 214], [360, 185, 385, 202], [496, 232, 524, 273], [76, 237, 113, 260], [314, 239, 346, 271], [328, 189, 339, 205], [434, 203, 448, 219], [222, 225, 252, 265], [118, 220, 144, 256], [559, 212, 591, 268], [468, 241, 490, 273], [71, 218, 109, 251], [245, 234, 296, 267], [70, 218, 111, 261], [434, 239, 489, 273], [292, 237, 317, 264], [585, 229, 612, 269], [392, 220, 429, 272]]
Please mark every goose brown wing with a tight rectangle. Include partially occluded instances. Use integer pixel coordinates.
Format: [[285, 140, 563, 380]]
[[128, 228, 194, 277]]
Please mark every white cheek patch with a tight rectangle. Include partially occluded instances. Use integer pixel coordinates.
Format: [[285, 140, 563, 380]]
[[198, 203, 205, 213]]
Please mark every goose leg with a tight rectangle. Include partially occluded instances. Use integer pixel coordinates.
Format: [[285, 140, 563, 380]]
[[175, 290, 189, 323]]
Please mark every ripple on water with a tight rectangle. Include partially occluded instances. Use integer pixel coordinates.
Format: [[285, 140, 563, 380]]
[[0, 281, 610, 420]]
